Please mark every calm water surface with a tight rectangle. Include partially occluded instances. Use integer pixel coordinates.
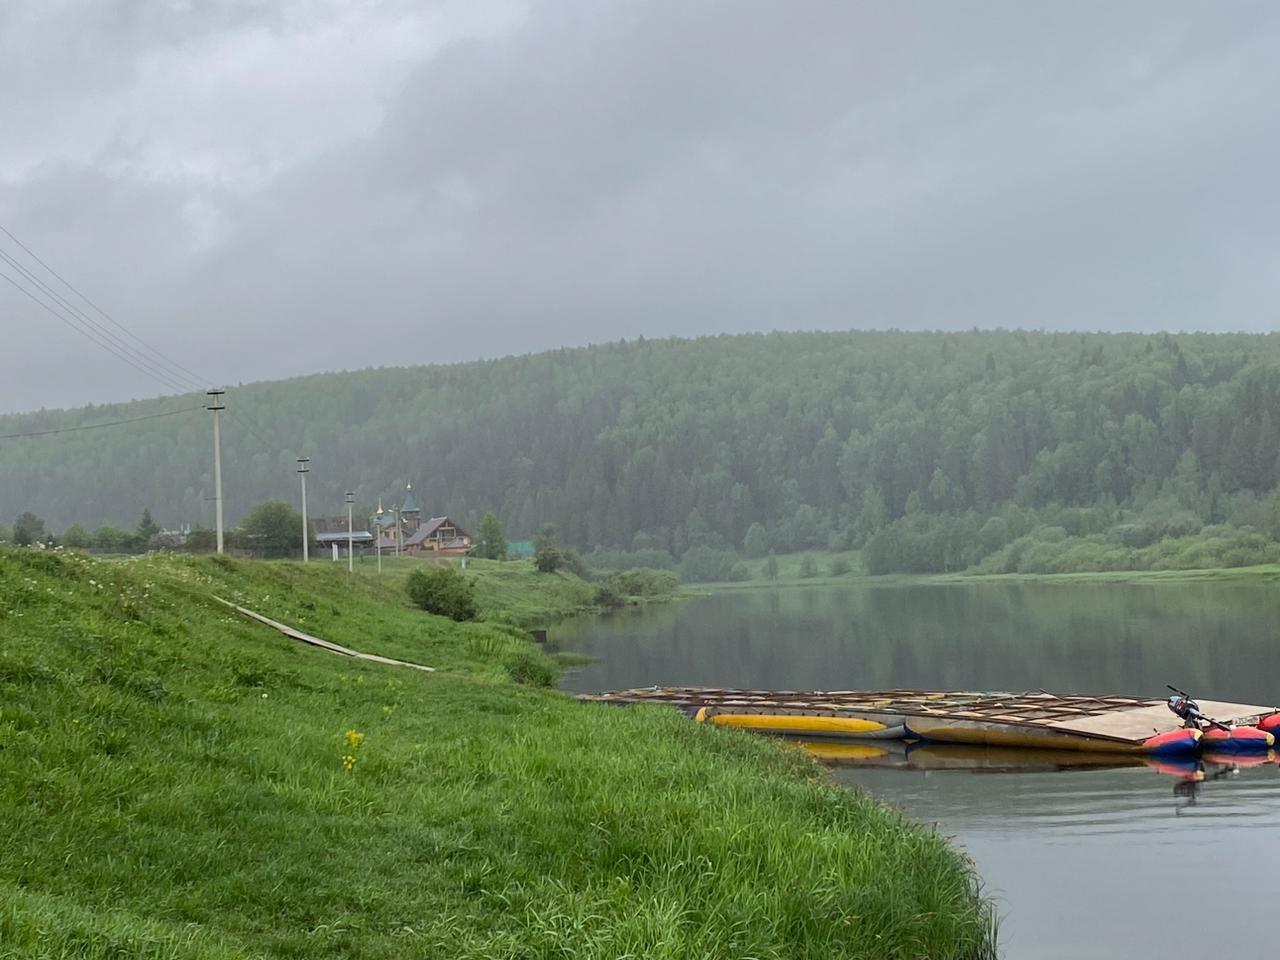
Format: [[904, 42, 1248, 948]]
[[555, 581, 1280, 959]]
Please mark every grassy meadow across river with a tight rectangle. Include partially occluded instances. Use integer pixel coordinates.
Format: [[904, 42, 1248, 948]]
[[0, 547, 995, 960], [679, 544, 1280, 593]]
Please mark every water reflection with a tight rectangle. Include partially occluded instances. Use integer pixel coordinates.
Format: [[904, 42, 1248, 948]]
[[831, 753, 1280, 957], [557, 582, 1280, 959], [799, 739, 1279, 816], [558, 581, 1280, 704]]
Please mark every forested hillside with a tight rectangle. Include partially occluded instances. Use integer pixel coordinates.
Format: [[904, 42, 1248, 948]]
[[5, 330, 1280, 574]]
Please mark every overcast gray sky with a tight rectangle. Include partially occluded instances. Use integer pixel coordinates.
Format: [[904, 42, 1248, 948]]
[[3, 1, 1279, 414]]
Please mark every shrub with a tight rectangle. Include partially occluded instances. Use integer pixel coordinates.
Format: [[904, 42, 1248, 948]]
[[560, 547, 589, 578], [593, 581, 626, 608], [186, 527, 217, 552], [829, 557, 852, 577], [406, 566, 479, 622], [534, 525, 564, 573], [503, 649, 557, 687], [679, 545, 744, 583], [742, 522, 769, 558], [1108, 522, 1158, 549], [799, 556, 818, 578], [605, 568, 680, 597], [1160, 510, 1203, 539]]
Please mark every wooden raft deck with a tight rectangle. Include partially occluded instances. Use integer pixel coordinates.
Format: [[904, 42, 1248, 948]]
[[579, 687, 1278, 752]]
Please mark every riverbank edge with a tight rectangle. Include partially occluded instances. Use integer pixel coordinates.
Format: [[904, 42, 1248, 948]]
[[0, 549, 997, 958], [684, 561, 1280, 594]]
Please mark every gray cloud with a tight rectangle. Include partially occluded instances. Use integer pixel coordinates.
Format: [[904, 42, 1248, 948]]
[[3, 1, 1280, 413]]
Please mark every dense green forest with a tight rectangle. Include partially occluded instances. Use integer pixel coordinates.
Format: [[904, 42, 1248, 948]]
[[5, 330, 1280, 575]]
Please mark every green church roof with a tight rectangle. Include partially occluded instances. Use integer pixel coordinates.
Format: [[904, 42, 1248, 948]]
[[401, 483, 419, 514]]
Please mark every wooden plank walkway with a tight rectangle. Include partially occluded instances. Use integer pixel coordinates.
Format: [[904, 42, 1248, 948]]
[[215, 596, 436, 673]]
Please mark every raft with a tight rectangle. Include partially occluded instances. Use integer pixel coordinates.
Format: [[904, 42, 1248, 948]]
[[694, 706, 906, 739], [1200, 725, 1275, 752], [581, 687, 1277, 755]]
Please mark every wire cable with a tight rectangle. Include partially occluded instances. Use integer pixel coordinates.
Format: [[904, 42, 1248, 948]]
[[0, 222, 296, 458], [0, 405, 203, 440], [0, 221, 211, 389], [0, 264, 194, 396], [226, 409, 284, 452], [0, 249, 202, 394]]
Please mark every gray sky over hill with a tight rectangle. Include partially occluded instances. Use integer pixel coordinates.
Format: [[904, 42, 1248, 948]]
[[3, 1, 1279, 413]]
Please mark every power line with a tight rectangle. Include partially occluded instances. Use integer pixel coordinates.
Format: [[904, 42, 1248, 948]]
[[0, 263, 195, 396], [0, 221, 211, 389], [226, 409, 282, 451], [0, 222, 296, 458], [0, 250, 201, 394], [0, 405, 202, 440]]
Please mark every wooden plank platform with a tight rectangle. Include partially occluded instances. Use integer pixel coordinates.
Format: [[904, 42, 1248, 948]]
[[579, 686, 1278, 751]]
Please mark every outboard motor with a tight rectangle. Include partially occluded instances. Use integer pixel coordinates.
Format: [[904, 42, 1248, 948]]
[[1167, 692, 1204, 728], [1166, 685, 1231, 732]]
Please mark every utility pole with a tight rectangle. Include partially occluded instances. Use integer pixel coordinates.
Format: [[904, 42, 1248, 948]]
[[297, 457, 310, 563], [375, 500, 384, 573], [394, 505, 401, 556], [206, 390, 226, 554], [345, 491, 354, 574]]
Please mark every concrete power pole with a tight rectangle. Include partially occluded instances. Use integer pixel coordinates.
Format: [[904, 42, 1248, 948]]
[[375, 500, 384, 573], [297, 457, 310, 563], [206, 390, 226, 554], [345, 491, 354, 574]]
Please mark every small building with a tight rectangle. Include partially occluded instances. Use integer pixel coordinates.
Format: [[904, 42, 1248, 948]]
[[312, 515, 374, 555]]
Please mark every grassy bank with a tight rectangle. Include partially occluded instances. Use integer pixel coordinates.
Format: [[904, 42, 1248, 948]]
[[687, 548, 1280, 593], [681, 549, 864, 592], [935, 562, 1280, 585], [346, 554, 599, 628], [0, 548, 994, 959]]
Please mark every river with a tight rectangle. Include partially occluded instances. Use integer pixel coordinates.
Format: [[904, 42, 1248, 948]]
[[555, 580, 1280, 959]]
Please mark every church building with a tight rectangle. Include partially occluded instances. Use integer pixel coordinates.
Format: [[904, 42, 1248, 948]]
[[375, 484, 474, 557]]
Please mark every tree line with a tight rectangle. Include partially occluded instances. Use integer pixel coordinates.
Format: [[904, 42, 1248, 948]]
[[5, 329, 1280, 575]]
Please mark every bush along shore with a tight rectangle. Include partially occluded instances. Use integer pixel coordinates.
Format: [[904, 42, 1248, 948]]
[[0, 548, 995, 959]]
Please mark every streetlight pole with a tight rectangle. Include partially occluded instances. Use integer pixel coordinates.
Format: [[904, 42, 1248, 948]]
[[206, 390, 225, 554], [297, 457, 310, 563], [345, 491, 354, 574]]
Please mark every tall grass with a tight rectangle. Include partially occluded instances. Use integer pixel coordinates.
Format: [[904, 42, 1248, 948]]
[[0, 547, 994, 958]]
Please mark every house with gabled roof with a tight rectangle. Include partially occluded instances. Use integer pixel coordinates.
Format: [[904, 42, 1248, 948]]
[[404, 516, 473, 557]]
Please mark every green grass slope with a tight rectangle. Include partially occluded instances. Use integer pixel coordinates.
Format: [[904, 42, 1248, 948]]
[[359, 555, 599, 628], [0, 549, 994, 959]]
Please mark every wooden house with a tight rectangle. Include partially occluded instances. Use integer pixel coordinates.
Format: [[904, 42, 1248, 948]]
[[404, 516, 473, 556]]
